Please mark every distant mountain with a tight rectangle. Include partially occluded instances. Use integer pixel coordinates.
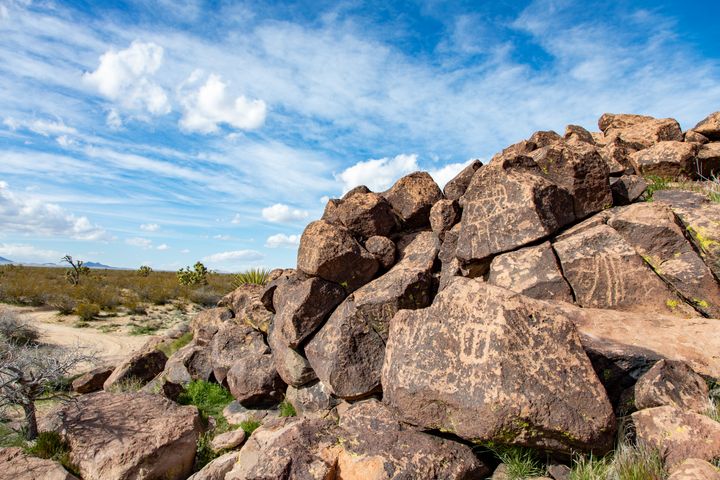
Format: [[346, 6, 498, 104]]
[[84, 261, 119, 270], [0, 257, 13, 264]]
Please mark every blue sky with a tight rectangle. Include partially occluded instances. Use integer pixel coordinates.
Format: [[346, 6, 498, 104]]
[[1, 0, 719, 271]]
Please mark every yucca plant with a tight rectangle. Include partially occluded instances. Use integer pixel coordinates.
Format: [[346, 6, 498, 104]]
[[233, 268, 271, 287]]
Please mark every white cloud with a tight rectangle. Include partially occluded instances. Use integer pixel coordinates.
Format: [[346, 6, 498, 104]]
[[265, 233, 300, 248], [231, 213, 242, 224], [213, 234, 231, 241], [0, 5, 8, 20], [56, 135, 78, 148], [427, 160, 475, 189], [319, 195, 330, 205], [156, 243, 169, 250], [140, 223, 159, 232], [202, 249, 263, 263], [180, 248, 190, 254], [83, 41, 171, 115], [261, 203, 309, 223], [0, 243, 63, 263], [106, 108, 122, 129], [4, 117, 78, 139], [179, 72, 267, 134], [125, 237, 152, 248], [337, 154, 418, 193], [0, 181, 107, 240]]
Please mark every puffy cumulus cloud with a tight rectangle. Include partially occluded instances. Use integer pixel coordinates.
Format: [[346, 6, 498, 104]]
[[156, 243, 169, 250], [336, 154, 418, 193], [265, 233, 300, 248], [0, 243, 63, 263], [106, 109, 122, 129], [140, 223, 159, 232], [0, 182, 107, 241], [125, 237, 152, 248], [83, 41, 171, 115], [179, 71, 266, 134], [261, 203, 309, 223], [202, 249, 264, 270], [427, 160, 476, 189]]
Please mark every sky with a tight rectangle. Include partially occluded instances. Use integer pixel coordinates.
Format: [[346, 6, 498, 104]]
[[1, 0, 719, 271]]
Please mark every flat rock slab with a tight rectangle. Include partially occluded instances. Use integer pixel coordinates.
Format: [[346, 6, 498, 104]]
[[632, 406, 720, 468], [382, 278, 616, 454], [43, 392, 202, 480], [0, 448, 78, 480]]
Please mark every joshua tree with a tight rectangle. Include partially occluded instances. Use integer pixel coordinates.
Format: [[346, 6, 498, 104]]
[[137, 265, 153, 277], [0, 338, 95, 439], [177, 261, 209, 286], [62, 255, 90, 286]]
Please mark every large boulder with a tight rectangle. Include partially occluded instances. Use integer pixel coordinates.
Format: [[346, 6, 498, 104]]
[[44, 392, 201, 480], [267, 321, 317, 387], [634, 359, 710, 413], [271, 273, 345, 349], [103, 337, 167, 391], [161, 341, 213, 385], [335, 399, 490, 479], [297, 220, 379, 292], [552, 224, 694, 316], [382, 278, 616, 454], [218, 284, 272, 333], [487, 241, 574, 303], [364, 235, 396, 269], [285, 380, 339, 418], [0, 448, 78, 480], [693, 111, 720, 141], [457, 156, 575, 266], [632, 406, 720, 469], [190, 307, 234, 345], [599, 113, 683, 148], [607, 202, 720, 317], [430, 198, 461, 241], [668, 459, 720, 480], [305, 232, 439, 399], [210, 323, 268, 385], [382, 171, 443, 227], [322, 192, 397, 239], [443, 159, 482, 200], [564, 124, 595, 144], [72, 365, 114, 394], [655, 190, 720, 281], [529, 140, 612, 218], [697, 142, 720, 178], [187, 452, 238, 480], [610, 175, 647, 205], [226, 353, 286, 407], [629, 141, 697, 178], [598, 137, 637, 175]]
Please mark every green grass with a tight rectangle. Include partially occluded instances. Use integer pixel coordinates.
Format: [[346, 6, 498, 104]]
[[612, 442, 666, 480], [128, 323, 160, 335], [157, 332, 194, 357], [106, 376, 145, 393], [279, 399, 296, 417], [569, 454, 611, 480], [177, 380, 234, 422], [233, 268, 271, 287], [25, 431, 79, 476], [0, 422, 27, 448], [643, 176, 671, 201], [486, 445, 546, 480], [240, 419, 262, 436]]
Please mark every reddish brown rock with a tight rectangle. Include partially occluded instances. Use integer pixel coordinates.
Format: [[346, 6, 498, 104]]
[[72, 365, 114, 394], [210, 429, 246, 451], [697, 142, 720, 178], [306, 232, 439, 399], [297, 220, 379, 292], [598, 138, 637, 175], [438, 223, 462, 291], [629, 141, 697, 178], [488, 241, 573, 303], [529, 130, 562, 147], [161, 342, 213, 385], [218, 284, 272, 333], [530, 140, 612, 218], [600, 113, 683, 148], [610, 175, 647, 205], [222, 401, 277, 426], [685, 130, 710, 144], [260, 268, 295, 313], [382, 171, 443, 227], [668, 459, 720, 480], [44, 392, 201, 480], [364, 235, 396, 269], [103, 337, 167, 390], [267, 321, 317, 387], [552, 224, 693, 316], [226, 353, 286, 407], [599, 113, 655, 133], [607, 202, 720, 317], [430, 198, 461, 241], [271, 273, 345, 349], [190, 307, 234, 345], [443, 159, 482, 200], [564, 124, 595, 144], [457, 156, 575, 265], [0, 447, 78, 480], [632, 406, 720, 468], [285, 380, 339, 418], [336, 399, 490, 479], [693, 111, 720, 141], [187, 452, 238, 480], [382, 278, 616, 454], [634, 359, 710, 412], [322, 192, 397, 239], [210, 323, 268, 385]]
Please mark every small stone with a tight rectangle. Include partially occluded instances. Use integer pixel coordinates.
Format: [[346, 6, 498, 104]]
[[210, 429, 246, 452]]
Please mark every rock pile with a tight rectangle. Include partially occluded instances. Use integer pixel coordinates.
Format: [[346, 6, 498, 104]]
[[5, 111, 720, 479]]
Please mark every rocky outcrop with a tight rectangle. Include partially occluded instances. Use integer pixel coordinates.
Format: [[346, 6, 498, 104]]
[[267, 322, 317, 386], [634, 360, 710, 412], [103, 337, 167, 390], [218, 285, 271, 333], [187, 452, 238, 480], [629, 141, 697, 178], [0, 448, 78, 480], [382, 171, 443, 227], [190, 307, 234, 344], [364, 235, 396, 269], [210, 323, 268, 385], [382, 278, 616, 454], [226, 353, 286, 407], [322, 191, 397, 238], [44, 392, 201, 480], [692, 111, 720, 141], [443, 159, 482, 200], [599, 113, 683, 148], [610, 175, 647, 205], [161, 341, 213, 385], [668, 459, 720, 480]]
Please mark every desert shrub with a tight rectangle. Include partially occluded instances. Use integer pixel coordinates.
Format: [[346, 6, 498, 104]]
[[74, 302, 100, 321], [240, 419, 261, 436], [569, 454, 611, 480], [124, 301, 148, 315], [49, 294, 76, 315], [187, 285, 221, 307], [177, 380, 234, 421], [279, 399, 296, 417], [0, 422, 26, 448], [177, 262, 209, 287], [484, 444, 545, 480], [194, 432, 219, 471], [0, 311, 39, 345], [129, 323, 160, 335], [643, 176, 671, 201], [25, 431, 78, 475], [157, 332, 193, 357], [138, 265, 153, 277], [106, 377, 145, 393], [233, 268, 271, 287]]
